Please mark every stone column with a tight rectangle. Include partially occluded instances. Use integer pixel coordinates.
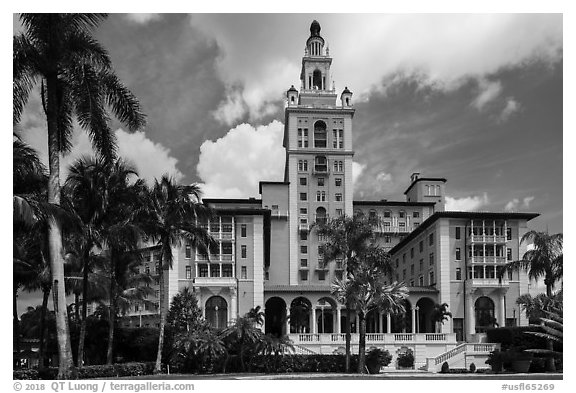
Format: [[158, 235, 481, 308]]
[[230, 287, 237, 324], [336, 307, 341, 334], [311, 307, 317, 334], [379, 312, 384, 333], [498, 293, 506, 327], [286, 307, 290, 335], [467, 294, 476, 339], [355, 314, 360, 334], [411, 306, 417, 333], [386, 313, 392, 333]]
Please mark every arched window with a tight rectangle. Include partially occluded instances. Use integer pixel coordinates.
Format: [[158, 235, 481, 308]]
[[313, 69, 322, 89], [316, 206, 327, 225], [475, 296, 496, 333], [206, 296, 228, 329], [314, 121, 327, 148]]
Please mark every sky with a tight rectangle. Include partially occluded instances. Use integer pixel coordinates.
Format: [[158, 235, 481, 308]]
[[15, 13, 563, 237]]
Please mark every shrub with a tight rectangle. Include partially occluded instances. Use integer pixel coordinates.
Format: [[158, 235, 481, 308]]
[[250, 354, 359, 373], [486, 326, 548, 351], [469, 363, 476, 372], [397, 351, 415, 368], [440, 361, 450, 373], [366, 348, 392, 367], [13, 369, 39, 380]]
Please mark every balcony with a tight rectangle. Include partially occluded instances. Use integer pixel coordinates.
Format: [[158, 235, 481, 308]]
[[470, 278, 510, 287], [288, 333, 456, 345], [312, 165, 329, 176], [194, 277, 236, 287], [469, 256, 506, 264], [469, 235, 507, 243]]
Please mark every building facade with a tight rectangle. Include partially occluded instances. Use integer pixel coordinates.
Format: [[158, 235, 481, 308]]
[[121, 21, 542, 365]]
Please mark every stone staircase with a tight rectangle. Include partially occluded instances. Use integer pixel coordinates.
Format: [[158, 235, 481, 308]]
[[425, 343, 499, 372]]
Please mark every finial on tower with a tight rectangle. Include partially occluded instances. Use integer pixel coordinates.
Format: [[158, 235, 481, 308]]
[[310, 20, 321, 37]]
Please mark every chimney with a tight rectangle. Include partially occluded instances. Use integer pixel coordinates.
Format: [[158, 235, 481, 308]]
[[410, 172, 420, 183]]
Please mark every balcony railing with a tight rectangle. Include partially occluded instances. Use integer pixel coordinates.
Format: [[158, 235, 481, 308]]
[[469, 256, 506, 264], [470, 278, 510, 287], [312, 166, 329, 175], [469, 235, 507, 243], [288, 333, 456, 345]]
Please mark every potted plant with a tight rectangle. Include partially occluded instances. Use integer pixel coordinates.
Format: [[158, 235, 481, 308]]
[[510, 349, 534, 373], [365, 348, 392, 374], [397, 350, 415, 369], [485, 349, 503, 372]]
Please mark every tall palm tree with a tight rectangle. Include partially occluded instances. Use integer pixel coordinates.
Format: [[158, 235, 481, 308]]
[[516, 291, 562, 324], [14, 13, 146, 378], [316, 214, 374, 372], [138, 175, 214, 374], [63, 156, 143, 367], [331, 246, 407, 374], [430, 303, 452, 333], [499, 231, 562, 297]]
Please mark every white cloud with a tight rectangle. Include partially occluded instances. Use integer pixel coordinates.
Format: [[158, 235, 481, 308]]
[[196, 120, 285, 198], [376, 172, 393, 182], [499, 97, 521, 122], [20, 125, 182, 185], [446, 193, 489, 211], [471, 79, 502, 110], [125, 14, 161, 24], [505, 195, 535, 211], [352, 162, 367, 185], [190, 14, 562, 124]]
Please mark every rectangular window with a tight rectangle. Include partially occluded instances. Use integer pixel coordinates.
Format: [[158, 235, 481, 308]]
[[429, 233, 434, 246], [410, 248, 414, 258], [300, 192, 307, 201], [399, 222, 406, 231], [410, 264, 414, 275], [456, 268, 462, 281], [338, 161, 343, 172], [300, 231, 308, 241], [507, 270, 513, 281], [384, 211, 391, 218], [410, 279, 414, 287], [429, 253, 434, 266], [455, 227, 461, 240], [241, 245, 247, 258], [298, 128, 309, 148], [336, 209, 343, 216], [419, 276, 424, 286], [300, 177, 307, 186], [301, 245, 308, 254], [419, 259, 423, 271], [456, 247, 461, 261], [198, 264, 208, 277], [419, 241, 423, 253], [335, 193, 342, 202], [300, 259, 308, 267], [145, 252, 151, 262], [240, 224, 247, 238], [413, 211, 420, 218], [399, 211, 405, 218], [222, 242, 233, 255], [210, 264, 220, 277], [402, 253, 406, 263], [222, 264, 233, 277], [300, 270, 308, 281], [506, 228, 512, 240], [185, 245, 191, 259], [185, 266, 192, 279], [300, 208, 308, 215], [413, 222, 420, 228], [402, 269, 406, 280], [318, 270, 325, 281], [429, 270, 435, 285], [241, 266, 247, 279], [384, 236, 391, 243], [384, 222, 391, 232], [335, 178, 342, 186], [318, 177, 325, 186], [507, 248, 512, 261]]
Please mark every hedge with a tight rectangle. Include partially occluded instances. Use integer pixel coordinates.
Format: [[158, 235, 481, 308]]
[[250, 354, 360, 373], [14, 362, 156, 380]]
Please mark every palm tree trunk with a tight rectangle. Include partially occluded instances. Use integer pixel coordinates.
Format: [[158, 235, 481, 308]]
[[46, 75, 75, 379], [357, 310, 366, 374], [77, 247, 90, 367], [106, 265, 116, 365], [13, 286, 21, 363], [74, 293, 80, 323], [154, 266, 166, 373], [345, 304, 351, 373], [39, 288, 50, 370]]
